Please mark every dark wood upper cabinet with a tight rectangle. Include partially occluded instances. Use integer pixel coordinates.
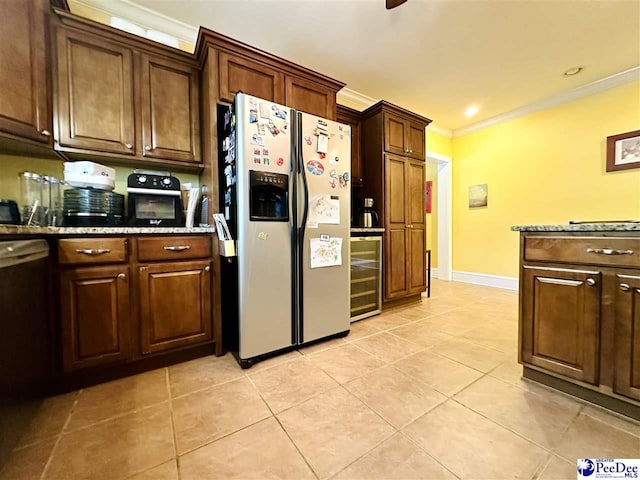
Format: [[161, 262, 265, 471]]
[[336, 105, 362, 187], [0, 0, 52, 144], [521, 266, 601, 385], [384, 112, 426, 160], [55, 27, 136, 155], [140, 54, 200, 163], [407, 120, 426, 160], [614, 273, 640, 401], [218, 51, 285, 104], [285, 75, 337, 120], [60, 265, 132, 372], [139, 260, 212, 354]]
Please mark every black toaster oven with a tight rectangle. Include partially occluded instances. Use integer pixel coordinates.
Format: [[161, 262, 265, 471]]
[[127, 172, 183, 227]]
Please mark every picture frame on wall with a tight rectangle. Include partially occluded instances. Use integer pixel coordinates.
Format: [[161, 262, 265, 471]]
[[606, 129, 640, 172], [425, 180, 432, 213]]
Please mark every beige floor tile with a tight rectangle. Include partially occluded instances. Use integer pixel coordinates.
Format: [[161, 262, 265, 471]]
[[387, 307, 432, 322], [364, 312, 417, 331], [298, 337, 348, 356], [581, 405, 640, 438], [389, 322, 453, 348], [346, 319, 382, 340], [127, 460, 178, 480], [461, 322, 518, 353], [17, 392, 77, 447], [402, 400, 547, 480], [179, 417, 315, 480], [44, 403, 174, 480], [168, 353, 244, 398], [353, 332, 422, 363], [249, 358, 338, 412], [66, 369, 169, 431], [538, 455, 576, 480], [394, 350, 484, 396], [488, 357, 524, 384], [309, 343, 385, 384], [334, 433, 456, 480], [172, 376, 271, 454], [0, 439, 55, 480], [245, 349, 303, 373], [278, 387, 395, 479], [554, 412, 640, 460], [418, 310, 482, 336], [345, 365, 446, 428], [430, 337, 507, 373], [454, 375, 581, 448]]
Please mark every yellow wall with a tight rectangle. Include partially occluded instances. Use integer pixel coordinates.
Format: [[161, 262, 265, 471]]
[[452, 80, 640, 278], [425, 129, 453, 268]]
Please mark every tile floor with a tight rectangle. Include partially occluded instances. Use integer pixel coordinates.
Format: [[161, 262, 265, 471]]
[[2, 279, 639, 480]]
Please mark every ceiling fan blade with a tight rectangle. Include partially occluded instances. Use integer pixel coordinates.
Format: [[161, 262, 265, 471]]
[[386, 0, 408, 9]]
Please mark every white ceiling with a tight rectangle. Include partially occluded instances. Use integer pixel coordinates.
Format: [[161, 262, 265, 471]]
[[78, 0, 640, 132]]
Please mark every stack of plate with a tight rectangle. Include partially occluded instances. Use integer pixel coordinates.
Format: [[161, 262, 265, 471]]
[[62, 188, 125, 226]]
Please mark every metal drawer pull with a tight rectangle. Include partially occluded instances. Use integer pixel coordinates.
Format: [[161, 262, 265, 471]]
[[117, 273, 126, 279], [586, 278, 596, 287], [75, 248, 111, 255], [586, 248, 633, 255], [164, 245, 191, 252], [620, 283, 630, 291], [204, 266, 210, 272]]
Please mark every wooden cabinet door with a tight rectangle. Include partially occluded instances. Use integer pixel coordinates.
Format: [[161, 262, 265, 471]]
[[0, 0, 51, 143], [285, 75, 336, 120], [407, 160, 426, 293], [406, 120, 426, 160], [140, 54, 200, 163], [55, 28, 135, 155], [521, 266, 600, 384], [139, 261, 212, 354], [384, 155, 408, 299], [60, 266, 131, 371], [613, 274, 640, 401], [218, 52, 285, 104], [383, 113, 407, 156], [336, 105, 362, 187]]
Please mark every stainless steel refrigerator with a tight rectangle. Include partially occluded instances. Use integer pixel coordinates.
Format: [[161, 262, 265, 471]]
[[219, 93, 351, 368]]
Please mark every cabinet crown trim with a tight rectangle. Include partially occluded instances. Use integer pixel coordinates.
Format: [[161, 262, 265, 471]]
[[360, 100, 432, 126]]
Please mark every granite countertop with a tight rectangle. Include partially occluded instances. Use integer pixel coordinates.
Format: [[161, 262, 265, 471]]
[[0, 225, 216, 235], [511, 222, 640, 232], [351, 227, 385, 233]]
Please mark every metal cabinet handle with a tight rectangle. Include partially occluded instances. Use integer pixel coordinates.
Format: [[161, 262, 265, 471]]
[[145, 145, 152, 151], [40, 129, 51, 136], [117, 273, 126, 279], [586, 248, 633, 255], [163, 245, 191, 252], [204, 266, 210, 272], [125, 143, 133, 149], [586, 278, 596, 286], [75, 248, 110, 255], [620, 283, 630, 291]]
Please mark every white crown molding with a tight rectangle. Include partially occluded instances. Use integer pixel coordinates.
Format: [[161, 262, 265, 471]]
[[428, 124, 453, 138], [336, 88, 378, 110], [453, 66, 640, 138], [69, 0, 199, 46]]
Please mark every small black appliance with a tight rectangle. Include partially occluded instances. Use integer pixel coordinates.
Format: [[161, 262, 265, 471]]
[[127, 171, 183, 227], [0, 200, 21, 225]]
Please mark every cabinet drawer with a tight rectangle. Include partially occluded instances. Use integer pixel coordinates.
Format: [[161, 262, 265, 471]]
[[137, 236, 211, 261], [524, 236, 640, 267], [58, 238, 127, 265]]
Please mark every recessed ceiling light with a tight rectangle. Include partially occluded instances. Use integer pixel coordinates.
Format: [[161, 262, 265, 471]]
[[465, 106, 479, 117], [563, 66, 584, 76]]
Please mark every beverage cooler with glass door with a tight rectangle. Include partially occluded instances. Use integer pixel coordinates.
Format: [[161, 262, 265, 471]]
[[350, 236, 382, 321]]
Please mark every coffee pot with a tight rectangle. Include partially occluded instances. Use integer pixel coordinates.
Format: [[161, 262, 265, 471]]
[[358, 197, 379, 227]]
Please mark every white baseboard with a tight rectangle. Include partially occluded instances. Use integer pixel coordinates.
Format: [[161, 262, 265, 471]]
[[429, 268, 518, 290]]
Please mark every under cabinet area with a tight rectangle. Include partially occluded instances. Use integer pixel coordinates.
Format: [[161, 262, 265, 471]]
[[517, 231, 640, 418], [55, 234, 217, 376]]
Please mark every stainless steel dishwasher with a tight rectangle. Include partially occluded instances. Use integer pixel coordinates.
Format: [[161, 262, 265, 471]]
[[0, 239, 51, 467]]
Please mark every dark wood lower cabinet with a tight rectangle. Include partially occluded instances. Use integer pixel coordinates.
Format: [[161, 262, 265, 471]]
[[139, 261, 212, 354], [60, 265, 131, 372], [614, 273, 640, 401], [521, 266, 600, 384]]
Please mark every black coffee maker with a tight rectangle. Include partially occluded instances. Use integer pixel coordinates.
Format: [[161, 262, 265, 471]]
[[358, 197, 379, 227]]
